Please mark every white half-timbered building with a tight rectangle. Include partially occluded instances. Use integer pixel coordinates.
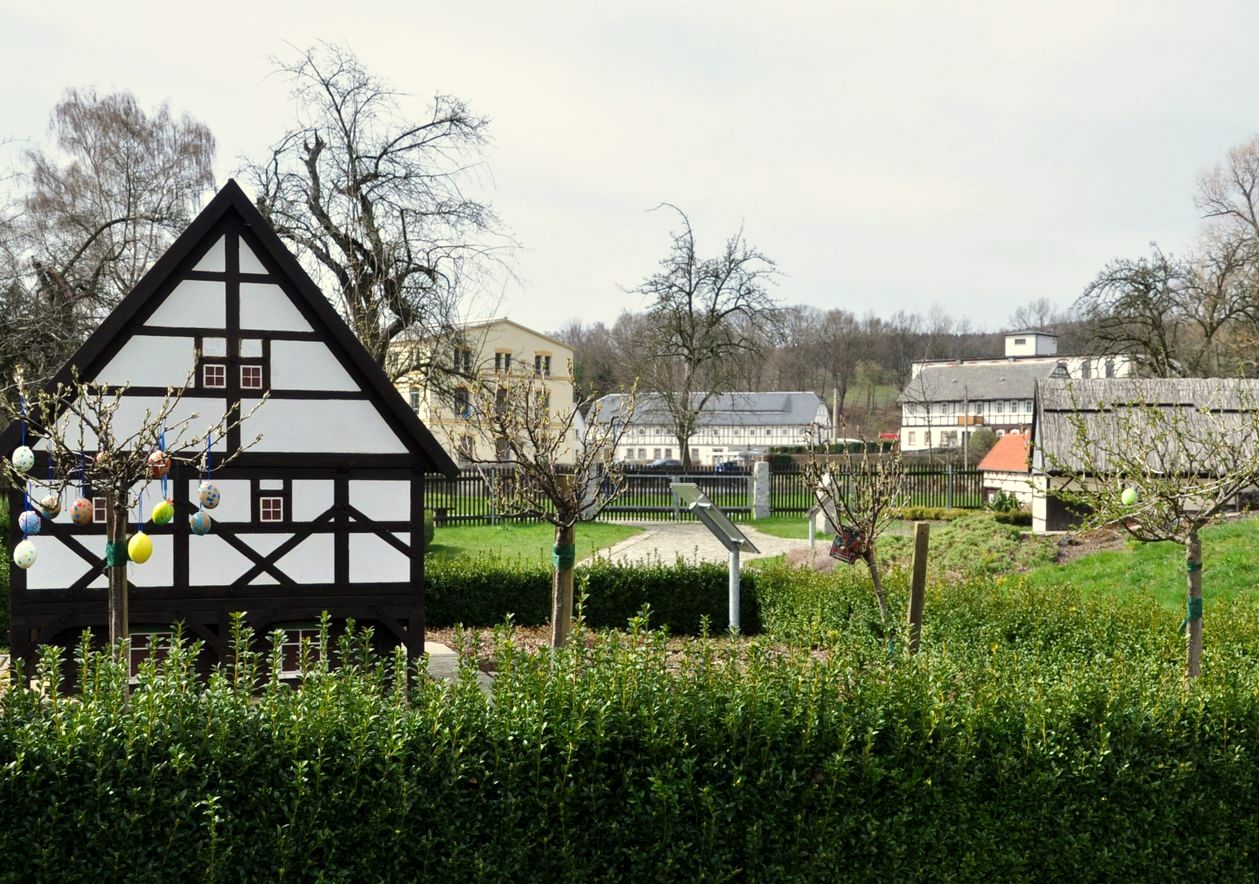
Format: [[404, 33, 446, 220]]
[[3, 181, 458, 675]]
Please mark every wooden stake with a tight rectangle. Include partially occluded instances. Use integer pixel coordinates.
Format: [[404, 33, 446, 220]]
[[907, 521, 930, 654], [1186, 531, 1203, 680]]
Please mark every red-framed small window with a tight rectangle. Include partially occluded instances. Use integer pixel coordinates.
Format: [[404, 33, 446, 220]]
[[241, 364, 264, 390], [259, 496, 285, 523], [202, 362, 227, 389], [93, 497, 107, 523], [280, 628, 322, 677]]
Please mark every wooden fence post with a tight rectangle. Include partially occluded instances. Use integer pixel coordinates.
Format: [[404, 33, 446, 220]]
[[907, 521, 930, 654]]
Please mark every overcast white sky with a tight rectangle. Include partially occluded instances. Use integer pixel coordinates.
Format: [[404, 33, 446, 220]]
[[2, 1, 1256, 333]]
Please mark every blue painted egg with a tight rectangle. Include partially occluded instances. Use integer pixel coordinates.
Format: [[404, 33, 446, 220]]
[[17, 509, 42, 535], [198, 481, 221, 509], [189, 511, 212, 535]]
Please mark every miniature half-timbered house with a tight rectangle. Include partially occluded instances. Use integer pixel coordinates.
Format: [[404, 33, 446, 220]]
[[3, 180, 458, 675]]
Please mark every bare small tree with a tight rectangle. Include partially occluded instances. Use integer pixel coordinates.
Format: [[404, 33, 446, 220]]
[[1037, 378, 1259, 680], [802, 435, 907, 630], [631, 204, 778, 468], [243, 43, 509, 389], [455, 364, 636, 647], [2, 372, 261, 648]]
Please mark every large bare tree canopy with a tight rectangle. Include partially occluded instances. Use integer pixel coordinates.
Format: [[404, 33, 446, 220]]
[[0, 89, 216, 396], [632, 205, 778, 467], [242, 43, 507, 382]]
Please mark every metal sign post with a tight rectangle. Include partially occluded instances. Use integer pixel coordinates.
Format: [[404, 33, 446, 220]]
[[671, 483, 759, 633]]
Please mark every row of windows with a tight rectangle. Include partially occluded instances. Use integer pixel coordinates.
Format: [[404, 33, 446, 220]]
[[131, 627, 319, 678], [470, 350, 553, 377], [88, 491, 287, 525], [906, 400, 1034, 416], [622, 447, 700, 461], [202, 363, 265, 390], [905, 428, 1019, 447]]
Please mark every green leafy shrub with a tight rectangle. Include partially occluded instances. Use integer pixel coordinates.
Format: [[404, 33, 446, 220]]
[[994, 508, 1033, 526], [423, 508, 435, 547], [426, 555, 758, 634], [988, 489, 1021, 512], [888, 505, 971, 522], [6, 606, 1259, 880]]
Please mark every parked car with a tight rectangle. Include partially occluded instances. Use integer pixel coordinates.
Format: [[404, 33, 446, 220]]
[[646, 458, 684, 470], [714, 461, 745, 473]]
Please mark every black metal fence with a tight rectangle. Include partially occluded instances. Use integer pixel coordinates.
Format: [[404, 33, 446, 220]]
[[769, 465, 985, 514], [426, 465, 984, 526], [425, 466, 753, 525]]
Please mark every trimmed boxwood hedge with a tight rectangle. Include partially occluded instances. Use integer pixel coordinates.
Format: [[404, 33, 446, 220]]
[[5, 584, 1259, 881], [426, 556, 758, 634]]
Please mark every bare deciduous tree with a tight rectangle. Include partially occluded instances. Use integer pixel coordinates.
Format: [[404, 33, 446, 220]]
[[0, 89, 216, 398], [802, 436, 907, 630], [453, 364, 636, 647], [631, 204, 778, 468], [243, 43, 509, 388]]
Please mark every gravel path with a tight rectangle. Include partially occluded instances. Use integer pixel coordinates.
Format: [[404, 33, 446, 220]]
[[590, 520, 815, 565]]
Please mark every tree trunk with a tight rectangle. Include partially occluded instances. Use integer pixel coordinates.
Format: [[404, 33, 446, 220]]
[[1186, 532, 1203, 680], [678, 433, 692, 469], [863, 546, 890, 628], [550, 522, 577, 648], [105, 496, 129, 650]]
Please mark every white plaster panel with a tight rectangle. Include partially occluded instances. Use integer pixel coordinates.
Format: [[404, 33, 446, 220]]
[[189, 535, 254, 586], [239, 240, 268, 275], [241, 398, 407, 454], [204, 337, 228, 357], [349, 532, 410, 584], [240, 338, 263, 358], [24, 537, 98, 590], [269, 341, 358, 391], [95, 336, 197, 388], [245, 532, 334, 586], [349, 480, 411, 522], [240, 283, 311, 332], [293, 480, 334, 520], [127, 534, 173, 587], [259, 478, 283, 491], [48, 397, 231, 453], [192, 236, 225, 272], [186, 479, 250, 522], [146, 280, 226, 328]]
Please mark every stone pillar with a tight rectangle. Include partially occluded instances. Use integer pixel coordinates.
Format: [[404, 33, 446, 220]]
[[752, 461, 771, 520]]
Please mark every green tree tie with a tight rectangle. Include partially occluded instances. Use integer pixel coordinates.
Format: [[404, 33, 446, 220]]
[[104, 541, 129, 568], [1179, 597, 1203, 635], [553, 543, 577, 570]]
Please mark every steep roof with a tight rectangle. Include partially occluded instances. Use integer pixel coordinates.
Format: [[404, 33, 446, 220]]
[[977, 432, 1029, 473], [1033, 377, 1259, 476], [900, 361, 1067, 404], [593, 391, 827, 427], [1, 180, 459, 477]]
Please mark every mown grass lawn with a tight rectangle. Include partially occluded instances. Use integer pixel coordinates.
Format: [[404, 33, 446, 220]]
[[1024, 517, 1259, 610], [426, 521, 642, 566]]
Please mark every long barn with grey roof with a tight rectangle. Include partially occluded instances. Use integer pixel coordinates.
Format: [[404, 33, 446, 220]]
[[592, 391, 829, 465], [898, 330, 1131, 453]]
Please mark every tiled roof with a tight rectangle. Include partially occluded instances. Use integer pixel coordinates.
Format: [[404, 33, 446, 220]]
[[978, 432, 1030, 474], [592, 391, 826, 427], [900, 361, 1067, 403]]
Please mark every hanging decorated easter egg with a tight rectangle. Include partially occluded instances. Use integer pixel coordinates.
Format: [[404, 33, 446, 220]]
[[127, 531, 153, 564], [70, 497, 94, 526], [10, 445, 35, 473], [13, 539, 37, 569], [151, 499, 175, 525], [147, 450, 171, 478], [38, 494, 61, 518], [198, 481, 221, 509], [189, 511, 212, 535], [17, 509, 42, 535], [1121, 486, 1139, 507]]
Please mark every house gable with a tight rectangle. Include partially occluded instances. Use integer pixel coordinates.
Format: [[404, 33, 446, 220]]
[[3, 180, 457, 476]]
